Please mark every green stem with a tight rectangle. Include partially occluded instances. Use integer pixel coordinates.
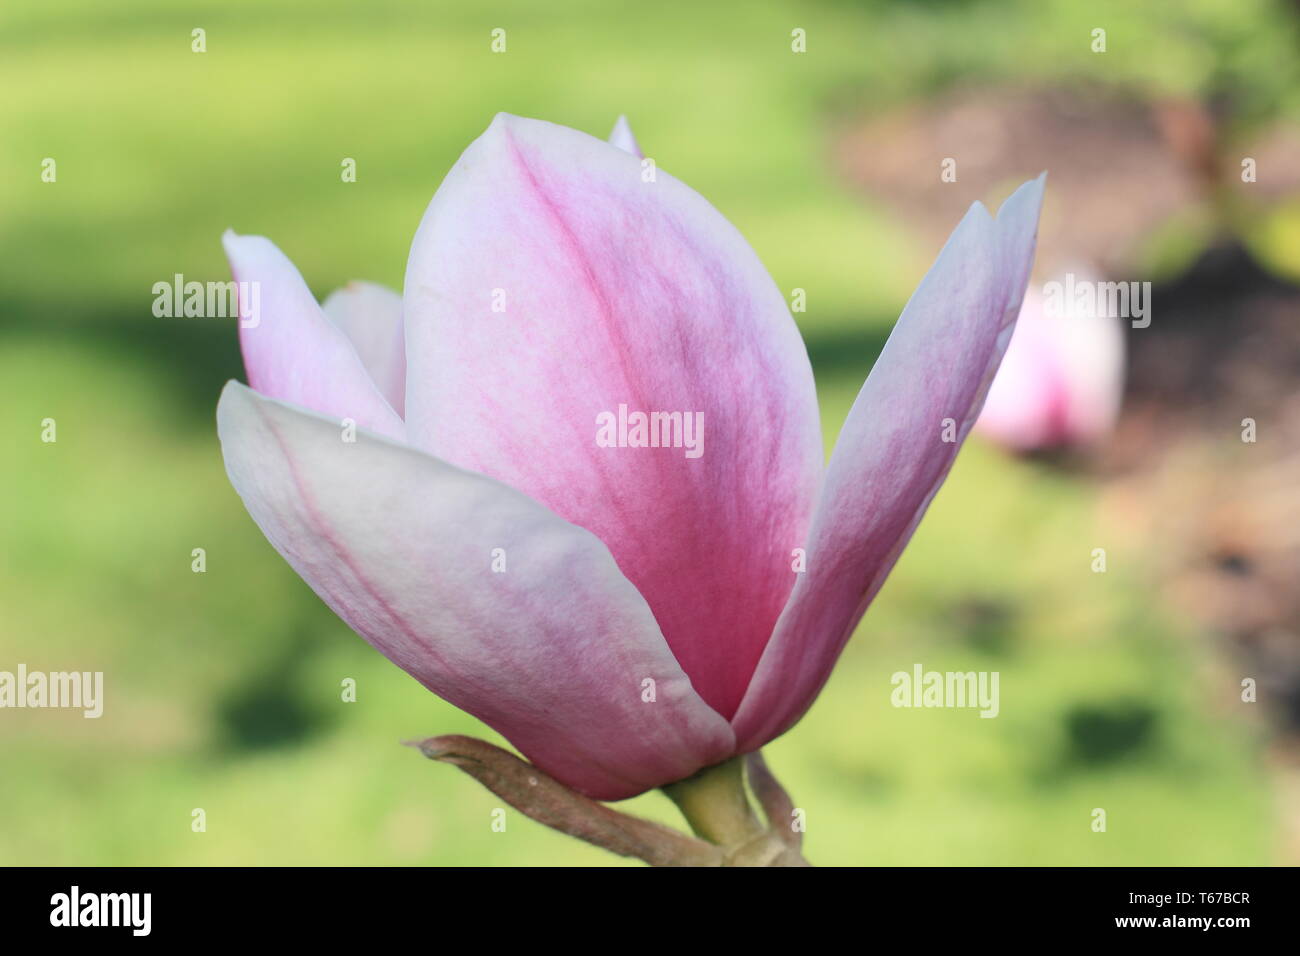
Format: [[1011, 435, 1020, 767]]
[[662, 757, 767, 848]]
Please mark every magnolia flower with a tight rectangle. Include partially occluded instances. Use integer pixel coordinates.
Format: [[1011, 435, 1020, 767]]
[[975, 280, 1125, 450], [217, 113, 1043, 803]]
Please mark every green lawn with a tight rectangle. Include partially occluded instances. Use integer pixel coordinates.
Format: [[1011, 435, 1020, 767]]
[[0, 0, 1283, 865]]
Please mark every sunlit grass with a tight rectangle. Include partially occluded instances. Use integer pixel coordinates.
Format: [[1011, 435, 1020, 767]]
[[0, 0, 1285, 865]]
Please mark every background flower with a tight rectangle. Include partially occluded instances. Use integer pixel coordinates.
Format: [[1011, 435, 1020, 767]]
[[975, 278, 1126, 451]]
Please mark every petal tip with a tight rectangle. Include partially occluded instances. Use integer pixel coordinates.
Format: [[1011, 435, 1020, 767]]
[[217, 377, 256, 411], [215, 379, 257, 441], [998, 174, 1047, 220], [484, 111, 526, 138], [221, 230, 279, 270], [608, 115, 643, 157], [220, 228, 242, 259]]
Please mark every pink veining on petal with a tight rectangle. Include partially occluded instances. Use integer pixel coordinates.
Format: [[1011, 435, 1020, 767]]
[[402, 114, 823, 719], [732, 175, 1046, 751], [217, 381, 735, 799]]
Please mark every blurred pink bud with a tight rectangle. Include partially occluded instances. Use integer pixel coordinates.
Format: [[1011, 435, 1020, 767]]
[[216, 114, 1044, 799], [975, 278, 1125, 451]]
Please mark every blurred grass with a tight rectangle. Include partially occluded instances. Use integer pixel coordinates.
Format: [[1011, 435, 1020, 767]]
[[0, 0, 1285, 864]]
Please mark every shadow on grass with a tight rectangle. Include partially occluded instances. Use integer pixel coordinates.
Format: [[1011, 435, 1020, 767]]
[[214, 613, 343, 754], [803, 320, 893, 386], [1061, 700, 1160, 767], [1, 303, 244, 427]]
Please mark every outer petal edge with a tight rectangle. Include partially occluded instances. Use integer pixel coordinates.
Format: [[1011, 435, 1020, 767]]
[[732, 176, 1046, 751], [217, 380, 735, 798]]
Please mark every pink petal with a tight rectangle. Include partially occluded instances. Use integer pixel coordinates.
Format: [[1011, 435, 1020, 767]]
[[732, 175, 1046, 751], [402, 114, 823, 719], [321, 281, 407, 417], [225, 231, 404, 440], [608, 115, 643, 158], [217, 381, 734, 799], [975, 288, 1072, 449]]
